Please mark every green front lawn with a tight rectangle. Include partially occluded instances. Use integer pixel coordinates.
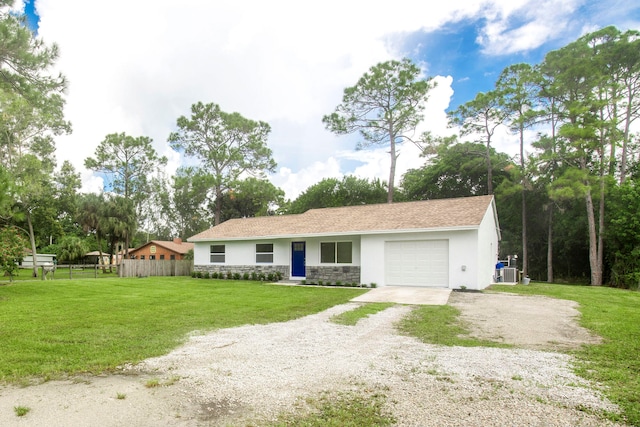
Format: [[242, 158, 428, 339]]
[[0, 277, 366, 382]]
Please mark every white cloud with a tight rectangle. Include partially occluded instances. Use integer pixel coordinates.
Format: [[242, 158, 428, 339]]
[[273, 159, 343, 201], [476, 0, 581, 55]]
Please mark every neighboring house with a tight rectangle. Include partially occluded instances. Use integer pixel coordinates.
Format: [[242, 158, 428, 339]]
[[188, 195, 501, 290], [129, 238, 194, 261], [84, 251, 110, 265]]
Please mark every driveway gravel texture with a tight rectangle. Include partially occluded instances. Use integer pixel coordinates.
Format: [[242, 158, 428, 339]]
[[0, 291, 626, 426]]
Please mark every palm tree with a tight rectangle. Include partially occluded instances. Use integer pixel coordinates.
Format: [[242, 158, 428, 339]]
[[102, 195, 136, 270], [77, 193, 106, 271]]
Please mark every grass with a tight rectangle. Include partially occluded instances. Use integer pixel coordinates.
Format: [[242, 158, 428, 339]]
[[3, 267, 118, 282], [397, 304, 512, 348], [14, 406, 31, 417], [330, 303, 394, 325], [489, 283, 640, 426], [267, 390, 395, 427], [0, 277, 366, 383]]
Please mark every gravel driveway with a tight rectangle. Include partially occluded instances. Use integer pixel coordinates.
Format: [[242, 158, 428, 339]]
[[0, 291, 625, 426]]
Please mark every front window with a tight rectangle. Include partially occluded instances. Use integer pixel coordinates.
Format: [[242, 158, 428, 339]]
[[256, 243, 274, 263], [210, 244, 225, 263], [320, 241, 352, 264]]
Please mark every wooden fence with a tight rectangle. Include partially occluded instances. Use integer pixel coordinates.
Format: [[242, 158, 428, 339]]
[[118, 259, 193, 278]]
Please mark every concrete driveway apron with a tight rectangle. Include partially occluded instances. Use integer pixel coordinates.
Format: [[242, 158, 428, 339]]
[[351, 286, 452, 305]]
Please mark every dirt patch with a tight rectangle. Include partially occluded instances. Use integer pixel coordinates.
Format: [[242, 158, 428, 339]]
[[448, 291, 602, 351]]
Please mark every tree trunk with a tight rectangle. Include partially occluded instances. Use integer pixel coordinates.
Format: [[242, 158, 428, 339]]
[[214, 185, 222, 225], [597, 172, 605, 284], [387, 134, 396, 203], [485, 139, 493, 195], [26, 211, 38, 278], [620, 93, 633, 184], [585, 188, 602, 285], [547, 206, 554, 283], [520, 123, 528, 277]]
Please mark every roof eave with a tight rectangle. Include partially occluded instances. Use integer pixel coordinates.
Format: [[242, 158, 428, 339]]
[[187, 225, 481, 242]]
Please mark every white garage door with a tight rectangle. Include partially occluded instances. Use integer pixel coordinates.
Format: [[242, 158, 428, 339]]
[[385, 240, 449, 287]]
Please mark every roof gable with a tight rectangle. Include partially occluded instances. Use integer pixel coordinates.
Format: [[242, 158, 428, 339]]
[[189, 195, 495, 241], [130, 240, 194, 255]]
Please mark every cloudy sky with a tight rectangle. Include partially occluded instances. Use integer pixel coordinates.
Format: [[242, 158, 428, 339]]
[[17, 0, 640, 199]]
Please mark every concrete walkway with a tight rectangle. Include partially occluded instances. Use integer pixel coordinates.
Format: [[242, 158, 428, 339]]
[[351, 286, 452, 305]]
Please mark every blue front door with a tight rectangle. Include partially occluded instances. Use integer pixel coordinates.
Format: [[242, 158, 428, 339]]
[[291, 241, 306, 277]]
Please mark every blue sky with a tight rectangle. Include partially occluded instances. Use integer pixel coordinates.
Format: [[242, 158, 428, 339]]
[[14, 0, 640, 199]]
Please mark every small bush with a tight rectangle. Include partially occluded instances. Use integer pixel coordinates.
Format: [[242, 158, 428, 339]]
[[14, 406, 30, 417], [318, 280, 323, 286], [203, 272, 210, 279], [191, 271, 196, 278], [259, 273, 266, 281], [196, 271, 202, 279], [371, 283, 377, 288], [212, 272, 219, 279], [243, 272, 250, 280], [300, 280, 306, 285], [251, 272, 258, 281], [233, 272, 241, 280], [226, 271, 233, 280], [335, 280, 342, 286], [276, 271, 283, 281], [267, 273, 275, 281]]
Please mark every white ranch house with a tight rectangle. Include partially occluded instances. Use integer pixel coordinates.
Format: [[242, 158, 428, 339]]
[[189, 195, 501, 290]]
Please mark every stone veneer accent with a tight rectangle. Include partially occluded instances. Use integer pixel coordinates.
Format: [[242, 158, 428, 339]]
[[305, 266, 361, 285], [194, 264, 361, 285], [194, 264, 289, 279]]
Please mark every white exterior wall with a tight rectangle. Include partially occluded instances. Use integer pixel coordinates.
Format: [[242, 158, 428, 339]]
[[476, 202, 501, 288], [194, 237, 362, 278], [194, 240, 289, 266], [360, 230, 480, 289]]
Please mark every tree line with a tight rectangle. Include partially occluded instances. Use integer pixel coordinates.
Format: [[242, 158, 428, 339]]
[[0, 4, 638, 288]]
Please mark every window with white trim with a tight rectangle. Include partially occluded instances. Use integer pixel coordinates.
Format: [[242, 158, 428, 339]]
[[210, 244, 225, 263], [320, 241, 352, 264], [256, 243, 274, 263]]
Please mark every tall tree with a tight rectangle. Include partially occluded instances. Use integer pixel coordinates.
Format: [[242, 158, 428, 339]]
[[496, 63, 541, 277], [448, 90, 507, 195], [168, 102, 277, 225], [0, 5, 70, 275], [85, 133, 167, 201], [541, 33, 609, 285], [323, 58, 435, 203], [85, 133, 167, 253], [11, 153, 58, 276]]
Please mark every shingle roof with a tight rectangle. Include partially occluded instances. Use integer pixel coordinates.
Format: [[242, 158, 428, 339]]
[[189, 195, 495, 241], [130, 240, 194, 254]]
